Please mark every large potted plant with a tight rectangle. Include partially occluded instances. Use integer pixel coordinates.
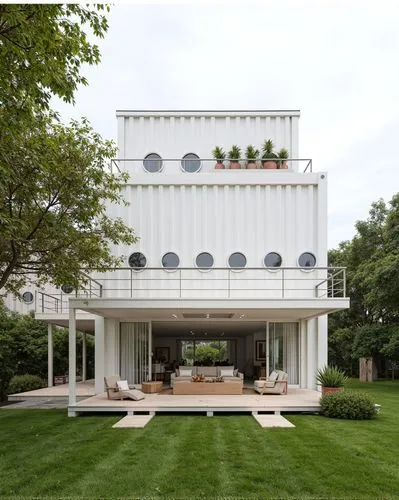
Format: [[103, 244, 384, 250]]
[[277, 148, 289, 169], [212, 146, 226, 169], [245, 145, 259, 169], [227, 145, 242, 169], [316, 365, 348, 395], [261, 139, 278, 169]]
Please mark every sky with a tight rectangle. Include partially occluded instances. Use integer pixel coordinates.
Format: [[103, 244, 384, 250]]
[[54, 1, 399, 249]]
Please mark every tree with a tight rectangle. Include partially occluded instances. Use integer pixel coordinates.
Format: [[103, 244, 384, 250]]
[[0, 301, 94, 400], [0, 5, 137, 293], [0, 4, 109, 111], [328, 195, 399, 375], [0, 116, 136, 293]]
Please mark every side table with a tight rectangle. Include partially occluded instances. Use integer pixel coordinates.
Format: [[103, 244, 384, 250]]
[[141, 381, 163, 394]]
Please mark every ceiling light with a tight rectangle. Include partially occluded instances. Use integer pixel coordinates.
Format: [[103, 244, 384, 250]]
[[239, 314, 245, 319], [172, 314, 178, 319], [206, 313, 210, 319]]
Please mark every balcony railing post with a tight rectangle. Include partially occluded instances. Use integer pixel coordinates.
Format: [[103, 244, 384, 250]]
[[282, 269, 285, 298], [41, 293, 44, 313], [179, 269, 182, 298], [228, 269, 230, 298]]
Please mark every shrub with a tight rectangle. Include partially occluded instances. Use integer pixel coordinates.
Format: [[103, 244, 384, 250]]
[[320, 390, 377, 420], [8, 374, 46, 394]]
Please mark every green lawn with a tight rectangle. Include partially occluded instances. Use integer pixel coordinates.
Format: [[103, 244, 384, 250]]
[[0, 380, 398, 499]]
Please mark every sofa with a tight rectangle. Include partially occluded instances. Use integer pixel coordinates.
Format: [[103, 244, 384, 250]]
[[253, 369, 288, 395], [170, 365, 243, 388]]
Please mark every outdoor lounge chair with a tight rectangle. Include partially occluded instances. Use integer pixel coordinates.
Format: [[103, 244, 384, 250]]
[[253, 370, 288, 395], [104, 375, 146, 401]]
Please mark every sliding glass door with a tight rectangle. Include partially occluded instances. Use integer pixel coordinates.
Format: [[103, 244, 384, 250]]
[[120, 322, 149, 384], [178, 339, 236, 366], [269, 322, 299, 384]]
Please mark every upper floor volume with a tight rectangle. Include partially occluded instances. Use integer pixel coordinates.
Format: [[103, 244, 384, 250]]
[[113, 110, 313, 176]]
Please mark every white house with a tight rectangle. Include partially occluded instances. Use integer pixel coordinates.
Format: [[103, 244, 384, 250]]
[[6, 110, 349, 415]]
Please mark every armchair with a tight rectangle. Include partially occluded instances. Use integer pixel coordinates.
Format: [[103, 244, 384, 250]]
[[254, 370, 288, 395]]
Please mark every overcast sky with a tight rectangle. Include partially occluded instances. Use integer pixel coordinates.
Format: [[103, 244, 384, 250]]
[[54, 2, 399, 249]]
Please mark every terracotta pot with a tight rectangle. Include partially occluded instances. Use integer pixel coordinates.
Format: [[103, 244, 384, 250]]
[[215, 161, 225, 169], [279, 161, 288, 169], [263, 160, 277, 169], [322, 386, 344, 395], [246, 161, 257, 169], [229, 161, 241, 169]]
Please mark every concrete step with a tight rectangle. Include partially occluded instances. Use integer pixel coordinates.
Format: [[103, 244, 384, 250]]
[[112, 414, 154, 428], [253, 414, 295, 428]]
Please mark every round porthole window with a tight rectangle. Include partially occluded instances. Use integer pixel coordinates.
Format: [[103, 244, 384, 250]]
[[228, 252, 247, 269], [22, 291, 34, 304], [298, 252, 316, 268], [181, 153, 201, 173], [128, 252, 147, 270], [195, 252, 214, 270], [61, 285, 74, 294], [143, 153, 163, 173], [264, 252, 282, 268], [162, 252, 180, 269]]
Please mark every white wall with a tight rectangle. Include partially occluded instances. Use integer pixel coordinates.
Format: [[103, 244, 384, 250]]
[[104, 174, 327, 300], [117, 110, 300, 173]]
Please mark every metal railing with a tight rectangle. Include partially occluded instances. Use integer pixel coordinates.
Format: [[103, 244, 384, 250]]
[[110, 158, 313, 175], [35, 273, 103, 313], [35, 266, 346, 314]]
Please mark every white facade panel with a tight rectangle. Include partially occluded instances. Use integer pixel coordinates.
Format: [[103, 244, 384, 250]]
[[104, 176, 326, 300], [116, 110, 301, 174]]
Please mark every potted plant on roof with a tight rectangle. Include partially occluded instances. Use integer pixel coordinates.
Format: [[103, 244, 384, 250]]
[[316, 365, 348, 395], [245, 145, 259, 169], [277, 148, 289, 169], [228, 145, 242, 169], [212, 146, 226, 169], [261, 139, 278, 169]]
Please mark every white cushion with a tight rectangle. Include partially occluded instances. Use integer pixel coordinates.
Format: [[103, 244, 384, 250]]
[[220, 369, 234, 377], [233, 368, 239, 376], [179, 368, 193, 377], [117, 380, 129, 391], [268, 371, 278, 382]]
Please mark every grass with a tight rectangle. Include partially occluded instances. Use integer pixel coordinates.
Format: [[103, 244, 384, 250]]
[[0, 380, 398, 499]]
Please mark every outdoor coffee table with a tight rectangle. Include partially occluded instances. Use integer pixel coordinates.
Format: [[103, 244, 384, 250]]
[[141, 381, 163, 394], [173, 380, 243, 395]]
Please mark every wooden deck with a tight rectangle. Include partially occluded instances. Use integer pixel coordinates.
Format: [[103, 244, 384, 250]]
[[8, 380, 95, 402], [69, 388, 321, 416]]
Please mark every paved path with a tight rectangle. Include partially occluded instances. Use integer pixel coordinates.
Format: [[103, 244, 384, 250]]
[[1, 398, 68, 409]]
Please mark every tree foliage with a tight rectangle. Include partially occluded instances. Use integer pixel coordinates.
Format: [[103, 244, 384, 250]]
[[0, 5, 136, 293], [0, 4, 109, 111], [0, 301, 93, 401], [0, 116, 135, 292], [328, 194, 399, 376]]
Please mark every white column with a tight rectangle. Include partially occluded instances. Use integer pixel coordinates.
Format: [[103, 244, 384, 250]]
[[307, 318, 317, 389], [299, 320, 307, 388], [148, 321, 153, 381], [265, 321, 270, 377], [317, 315, 328, 369], [68, 307, 76, 408], [94, 316, 105, 394], [82, 332, 87, 382], [47, 323, 53, 387]]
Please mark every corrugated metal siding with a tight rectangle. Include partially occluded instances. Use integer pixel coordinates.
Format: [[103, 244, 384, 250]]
[[118, 114, 299, 172], [114, 184, 318, 267]]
